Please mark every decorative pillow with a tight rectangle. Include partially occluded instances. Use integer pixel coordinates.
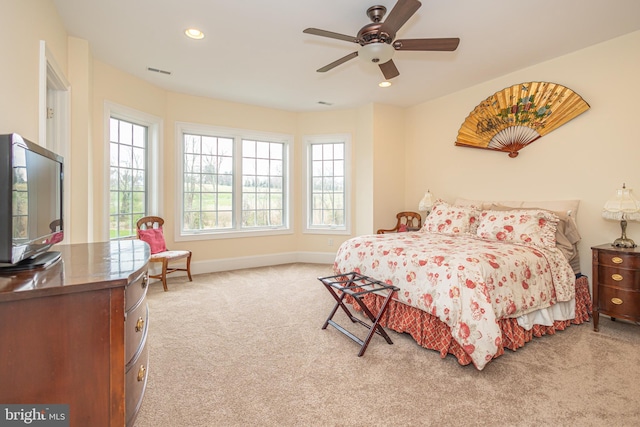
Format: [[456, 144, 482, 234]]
[[137, 228, 167, 254], [422, 200, 481, 235], [476, 209, 559, 248]]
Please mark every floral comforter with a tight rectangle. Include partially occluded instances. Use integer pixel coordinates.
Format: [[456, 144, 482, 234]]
[[333, 231, 576, 369]]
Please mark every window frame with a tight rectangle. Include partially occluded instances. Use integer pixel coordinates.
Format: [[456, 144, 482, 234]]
[[303, 133, 351, 235], [103, 101, 163, 241], [175, 122, 293, 241]]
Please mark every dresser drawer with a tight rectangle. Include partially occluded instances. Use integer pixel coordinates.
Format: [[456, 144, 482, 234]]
[[126, 269, 149, 311], [597, 251, 640, 269], [597, 265, 640, 290], [126, 335, 149, 427], [598, 286, 640, 320], [125, 302, 149, 364]]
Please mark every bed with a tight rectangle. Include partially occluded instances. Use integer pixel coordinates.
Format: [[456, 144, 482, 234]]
[[333, 199, 591, 370]]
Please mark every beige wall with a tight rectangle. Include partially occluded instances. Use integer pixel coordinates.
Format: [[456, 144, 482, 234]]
[[404, 30, 640, 276], [297, 108, 365, 251], [372, 104, 406, 231], [90, 62, 369, 266], [0, 0, 67, 141], [3, 1, 640, 277]]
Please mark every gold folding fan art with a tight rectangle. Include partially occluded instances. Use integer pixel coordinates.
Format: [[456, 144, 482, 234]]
[[455, 82, 590, 157]]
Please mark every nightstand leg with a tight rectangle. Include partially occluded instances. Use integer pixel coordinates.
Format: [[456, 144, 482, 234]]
[[593, 311, 599, 332]]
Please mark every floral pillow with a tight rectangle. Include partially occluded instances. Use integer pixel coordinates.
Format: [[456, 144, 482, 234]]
[[422, 200, 481, 235], [476, 209, 559, 248]]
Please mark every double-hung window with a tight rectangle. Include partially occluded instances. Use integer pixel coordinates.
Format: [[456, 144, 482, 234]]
[[304, 134, 350, 233], [109, 118, 147, 239], [177, 123, 291, 239], [106, 102, 162, 241]]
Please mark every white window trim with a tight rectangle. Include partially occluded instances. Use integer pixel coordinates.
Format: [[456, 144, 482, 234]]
[[174, 122, 293, 241], [103, 101, 163, 241], [303, 133, 351, 235]]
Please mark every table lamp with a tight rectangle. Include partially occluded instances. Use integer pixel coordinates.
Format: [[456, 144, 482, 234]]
[[602, 183, 640, 248], [418, 190, 435, 215]]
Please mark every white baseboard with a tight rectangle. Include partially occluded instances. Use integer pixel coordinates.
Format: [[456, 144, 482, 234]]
[[148, 251, 335, 278]]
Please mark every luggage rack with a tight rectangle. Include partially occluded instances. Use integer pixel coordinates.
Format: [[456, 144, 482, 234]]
[[318, 272, 399, 356]]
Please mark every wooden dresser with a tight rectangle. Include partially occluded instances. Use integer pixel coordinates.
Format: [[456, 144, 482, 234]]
[[0, 241, 150, 426], [591, 243, 640, 332]]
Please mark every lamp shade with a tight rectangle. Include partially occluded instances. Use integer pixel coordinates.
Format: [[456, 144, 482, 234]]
[[602, 183, 640, 248], [418, 191, 435, 212], [358, 43, 394, 65], [602, 184, 640, 221]]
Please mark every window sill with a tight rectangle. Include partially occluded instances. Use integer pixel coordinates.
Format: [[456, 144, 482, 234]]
[[176, 228, 294, 241]]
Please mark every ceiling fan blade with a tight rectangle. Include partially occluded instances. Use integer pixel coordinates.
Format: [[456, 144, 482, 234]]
[[381, 0, 422, 35], [303, 28, 358, 43], [379, 60, 400, 80], [317, 51, 359, 72], [393, 38, 460, 51]]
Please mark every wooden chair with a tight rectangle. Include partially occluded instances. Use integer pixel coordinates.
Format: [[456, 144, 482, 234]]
[[136, 216, 192, 291], [376, 211, 422, 234]]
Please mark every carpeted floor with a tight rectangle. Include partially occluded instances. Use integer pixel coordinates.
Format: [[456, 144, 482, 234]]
[[133, 263, 640, 426]]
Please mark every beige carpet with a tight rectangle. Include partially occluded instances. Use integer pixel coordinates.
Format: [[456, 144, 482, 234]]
[[134, 263, 640, 427]]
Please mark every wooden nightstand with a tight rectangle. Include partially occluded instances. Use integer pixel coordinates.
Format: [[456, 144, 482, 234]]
[[591, 244, 640, 331]]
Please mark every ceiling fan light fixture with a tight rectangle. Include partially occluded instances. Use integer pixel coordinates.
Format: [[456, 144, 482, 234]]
[[358, 43, 394, 65]]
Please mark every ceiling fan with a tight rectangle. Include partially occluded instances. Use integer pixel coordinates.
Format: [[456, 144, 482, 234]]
[[303, 0, 460, 80]]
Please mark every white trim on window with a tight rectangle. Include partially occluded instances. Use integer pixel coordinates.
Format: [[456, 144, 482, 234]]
[[303, 133, 351, 235], [103, 101, 163, 241], [174, 122, 293, 241]]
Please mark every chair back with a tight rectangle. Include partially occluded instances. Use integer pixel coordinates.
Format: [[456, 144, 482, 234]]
[[136, 216, 165, 231], [396, 211, 421, 229]]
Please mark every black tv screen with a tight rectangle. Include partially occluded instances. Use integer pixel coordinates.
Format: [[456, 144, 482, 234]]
[[0, 133, 64, 268]]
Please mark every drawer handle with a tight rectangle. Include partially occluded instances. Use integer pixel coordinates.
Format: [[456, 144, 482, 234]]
[[135, 317, 145, 332], [141, 274, 148, 289], [137, 365, 146, 382], [611, 297, 623, 305], [611, 274, 624, 281], [612, 256, 624, 264]]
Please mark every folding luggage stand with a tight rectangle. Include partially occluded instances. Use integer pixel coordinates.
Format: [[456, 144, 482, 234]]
[[318, 272, 399, 356]]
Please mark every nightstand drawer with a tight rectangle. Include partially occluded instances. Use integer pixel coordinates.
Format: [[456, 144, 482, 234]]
[[597, 251, 640, 269], [597, 266, 640, 290], [598, 286, 640, 319]]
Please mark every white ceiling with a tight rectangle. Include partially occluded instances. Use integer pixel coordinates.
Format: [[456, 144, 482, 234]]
[[52, 0, 640, 112]]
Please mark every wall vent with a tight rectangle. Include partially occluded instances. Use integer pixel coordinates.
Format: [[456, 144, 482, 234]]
[[147, 67, 172, 75]]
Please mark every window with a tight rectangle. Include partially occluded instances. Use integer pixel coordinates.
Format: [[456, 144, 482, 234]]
[[242, 139, 285, 228], [304, 134, 350, 233], [109, 117, 147, 239], [183, 134, 234, 231], [12, 150, 28, 240], [177, 123, 291, 239], [105, 102, 162, 241]]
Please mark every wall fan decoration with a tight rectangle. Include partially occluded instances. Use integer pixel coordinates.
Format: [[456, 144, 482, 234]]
[[455, 82, 590, 158]]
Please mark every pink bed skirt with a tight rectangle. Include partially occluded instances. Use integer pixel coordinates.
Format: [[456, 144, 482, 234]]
[[348, 276, 592, 367]]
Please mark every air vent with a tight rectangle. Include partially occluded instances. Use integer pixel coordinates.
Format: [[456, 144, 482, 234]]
[[317, 101, 333, 106], [147, 67, 172, 75]]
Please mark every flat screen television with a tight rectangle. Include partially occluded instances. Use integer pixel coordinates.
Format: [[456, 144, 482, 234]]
[[0, 133, 64, 270]]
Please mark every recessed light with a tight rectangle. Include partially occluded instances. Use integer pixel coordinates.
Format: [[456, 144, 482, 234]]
[[379, 81, 392, 88], [185, 28, 205, 40]]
